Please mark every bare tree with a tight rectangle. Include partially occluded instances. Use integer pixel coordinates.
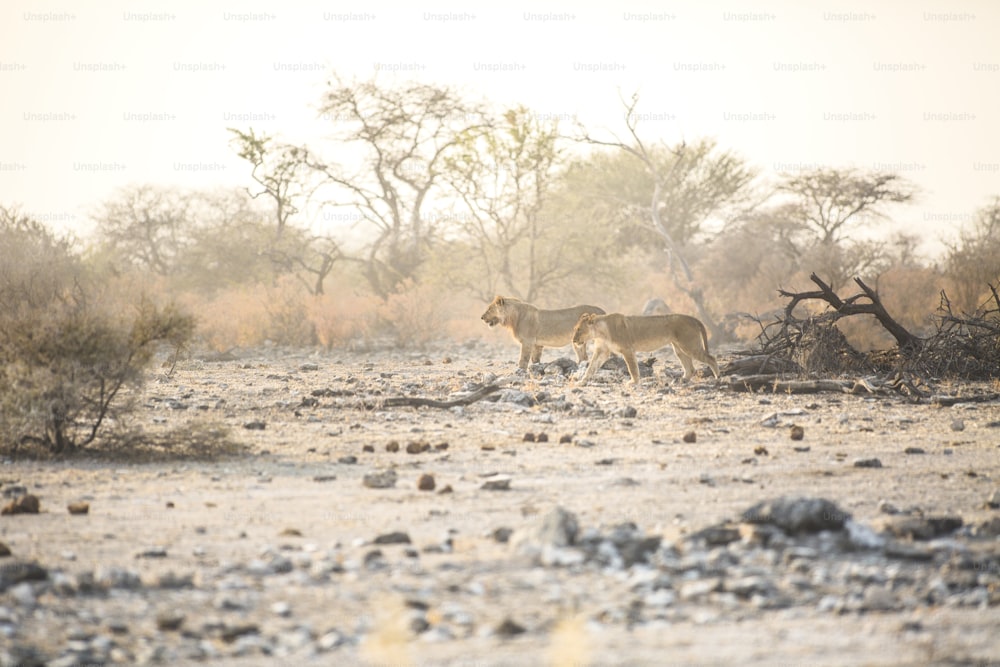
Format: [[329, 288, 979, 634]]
[[943, 196, 1000, 312], [302, 76, 489, 299], [576, 92, 757, 336]]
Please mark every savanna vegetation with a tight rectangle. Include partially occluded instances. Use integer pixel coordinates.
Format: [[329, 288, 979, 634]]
[[2, 78, 998, 454]]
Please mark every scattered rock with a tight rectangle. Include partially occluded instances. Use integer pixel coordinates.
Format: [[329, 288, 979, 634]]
[[493, 527, 513, 543], [559, 434, 573, 444], [362, 444, 374, 453], [417, 474, 436, 491], [741, 496, 851, 534], [0, 560, 47, 590], [853, 458, 883, 468], [682, 431, 697, 443], [67, 502, 90, 515], [950, 419, 965, 432], [754, 446, 769, 456], [156, 611, 185, 631], [363, 469, 398, 489], [495, 618, 526, 637], [523, 432, 536, 442], [220, 623, 260, 643], [373, 531, 411, 545], [481, 477, 512, 491], [884, 516, 963, 541], [406, 441, 431, 454], [386, 441, 400, 453], [0, 542, 10, 557], [1, 494, 40, 515], [904, 447, 925, 455], [135, 546, 168, 559], [618, 406, 638, 419], [536, 433, 549, 443], [437, 484, 453, 494], [338, 455, 358, 464], [313, 474, 337, 483], [280, 528, 303, 537], [243, 421, 266, 430], [985, 489, 1000, 509], [790, 425, 805, 440]]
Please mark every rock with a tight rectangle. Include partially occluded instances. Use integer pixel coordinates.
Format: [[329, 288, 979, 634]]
[[754, 446, 769, 456], [687, 524, 742, 547], [495, 618, 526, 637], [437, 484, 453, 494], [0, 560, 47, 591], [156, 611, 185, 631], [853, 458, 883, 468], [741, 497, 851, 535], [417, 474, 436, 491], [337, 455, 358, 464], [559, 434, 572, 444], [878, 500, 900, 515], [536, 433, 549, 443], [618, 406, 638, 419], [883, 516, 963, 540], [386, 441, 400, 453], [135, 546, 168, 559], [950, 418, 965, 432], [492, 527, 513, 543], [363, 469, 398, 489], [313, 475, 336, 482], [1, 494, 40, 515], [682, 431, 697, 443], [986, 489, 1000, 509], [67, 502, 90, 515], [481, 477, 511, 491], [514, 507, 579, 558], [373, 531, 411, 545], [0, 542, 10, 557], [220, 623, 260, 643], [406, 441, 430, 454], [904, 447, 925, 455], [243, 421, 266, 430], [523, 432, 536, 442], [790, 425, 805, 440]]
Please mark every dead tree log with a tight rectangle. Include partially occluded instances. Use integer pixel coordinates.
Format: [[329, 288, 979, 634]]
[[364, 384, 500, 410], [778, 273, 923, 353]]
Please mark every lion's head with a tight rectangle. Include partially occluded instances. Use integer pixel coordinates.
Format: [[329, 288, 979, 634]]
[[572, 312, 599, 346], [481, 296, 510, 328]]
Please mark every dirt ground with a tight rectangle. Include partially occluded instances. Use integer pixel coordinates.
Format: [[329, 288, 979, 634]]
[[2, 339, 999, 666]]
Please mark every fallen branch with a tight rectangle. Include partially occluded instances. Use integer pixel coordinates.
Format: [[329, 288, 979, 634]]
[[364, 384, 500, 410], [729, 375, 854, 394], [932, 393, 1000, 407]]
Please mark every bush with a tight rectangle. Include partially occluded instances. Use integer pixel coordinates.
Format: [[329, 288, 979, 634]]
[[0, 209, 195, 456]]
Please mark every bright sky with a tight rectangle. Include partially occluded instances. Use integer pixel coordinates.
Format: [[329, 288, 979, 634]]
[[2, 0, 998, 259]]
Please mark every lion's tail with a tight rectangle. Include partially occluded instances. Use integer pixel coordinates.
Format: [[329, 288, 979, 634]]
[[699, 319, 710, 351]]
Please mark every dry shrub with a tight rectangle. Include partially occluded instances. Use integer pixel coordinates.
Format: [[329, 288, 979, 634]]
[[182, 276, 316, 350], [310, 291, 379, 350], [377, 280, 449, 348]]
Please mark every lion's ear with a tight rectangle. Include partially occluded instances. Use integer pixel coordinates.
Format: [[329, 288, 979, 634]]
[[496, 296, 504, 305]]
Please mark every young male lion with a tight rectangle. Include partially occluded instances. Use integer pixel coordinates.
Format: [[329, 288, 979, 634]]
[[573, 312, 720, 385], [481, 296, 606, 369]]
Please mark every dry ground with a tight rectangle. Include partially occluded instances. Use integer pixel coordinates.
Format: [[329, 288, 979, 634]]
[[2, 340, 999, 666]]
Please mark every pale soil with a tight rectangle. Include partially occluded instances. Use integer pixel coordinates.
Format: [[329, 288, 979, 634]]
[[2, 340, 1000, 666]]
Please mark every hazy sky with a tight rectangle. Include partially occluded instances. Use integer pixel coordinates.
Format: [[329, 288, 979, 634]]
[[3, 0, 998, 258]]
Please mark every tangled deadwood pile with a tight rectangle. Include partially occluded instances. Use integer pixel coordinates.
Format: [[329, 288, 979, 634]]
[[727, 273, 1000, 395]]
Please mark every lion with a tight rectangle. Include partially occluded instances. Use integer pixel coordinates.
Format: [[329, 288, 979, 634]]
[[481, 296, 606, 369], [572, 312, 720, 384]]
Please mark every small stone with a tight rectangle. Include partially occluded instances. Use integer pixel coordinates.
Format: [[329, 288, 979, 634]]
[[437, 484, 453, 494], [495, 618, 526, 637], [243, 421, 266, 430], [271, 602, 292, 617], [523, 432, 536, 442], [417, 474, 436, 491], [559, 434, 572, 444], [950, 419, 965, 432], [790, 425, 804, 441], [386, 441, 400, 453], [373, 531, 411, 545], [618, 406, 638, 419], [338, 455, 358, 464], [986, 489, 1000, 509], [135, 546, 168, 559], [481, 477, 511, 491], [754, 446, 769, 456], [406, 441, 430, 454], [904, 447, 925, 455], [0, 542, 10, 557], [156, 612, 185, 631], [363, 469, 397, 489], [67, 502, 90, 515], [878, 500, 900, 515], [1, 494, 40, 515], [493, 527, 513, 543], [313, 475, 336, 482], [434, 442, 450, 450], [853, 458, 883, 468], [536, 433, 549, 443], [361, 444, 374, 453], [280, 528, 303, 537], [682, 431, 697, 443], [220, 623, 260, 643]]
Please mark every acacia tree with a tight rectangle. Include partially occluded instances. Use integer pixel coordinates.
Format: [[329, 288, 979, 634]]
[[576, 92, 757, 335], [303, 76, 490, 299], [943, 196, 1000, 312], [776, 168, 916, 290], [92, 184, 191, 277], [442, 106, 563, 301]]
